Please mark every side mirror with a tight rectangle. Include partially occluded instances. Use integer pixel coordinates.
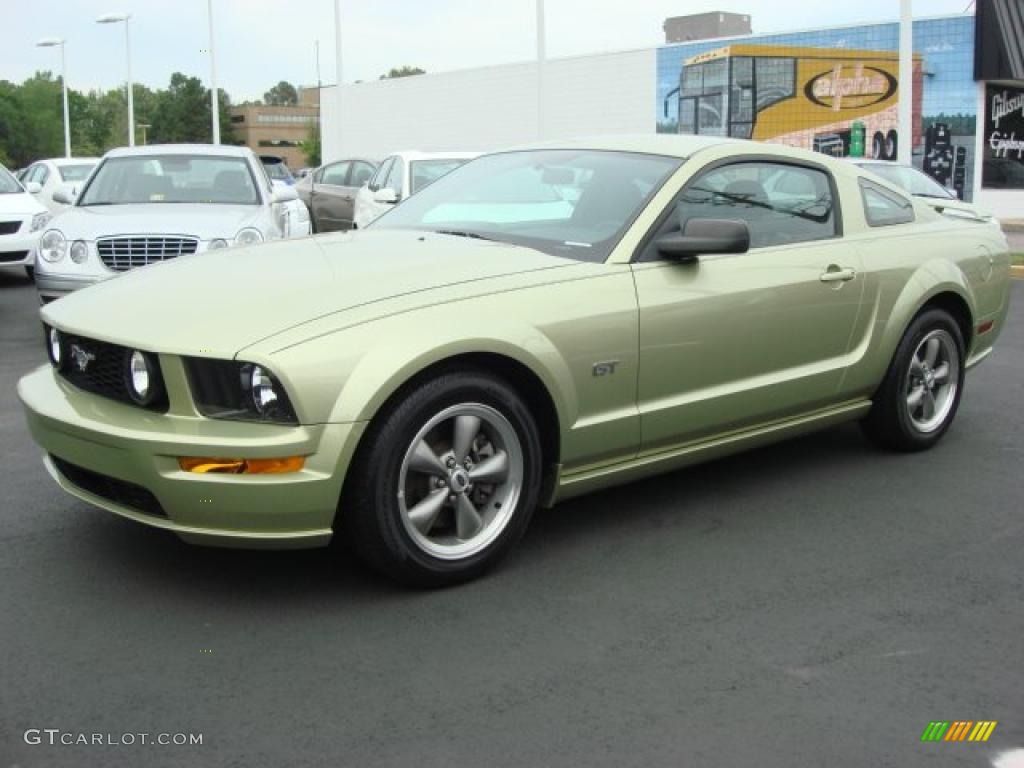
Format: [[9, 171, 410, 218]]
[[373, 187, 399, 204], [52, 184, 76, 205], [656, 218, 750, 261], [271, 184, 298, 203], [24, 181, 43, 194]]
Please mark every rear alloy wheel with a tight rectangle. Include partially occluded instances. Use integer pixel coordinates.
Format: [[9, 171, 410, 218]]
[[342, 371, 542, 586], [862, 308, 965, 451]]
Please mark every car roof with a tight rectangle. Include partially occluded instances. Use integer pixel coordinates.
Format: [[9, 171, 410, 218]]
[[385, 150, 482, 162], [103, 144, 253, 159], [47, 157, 101, 166]]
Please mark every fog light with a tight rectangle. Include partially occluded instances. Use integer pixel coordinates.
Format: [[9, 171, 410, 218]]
[[47, 327, 63, 368], [178, 456, 305, 474]]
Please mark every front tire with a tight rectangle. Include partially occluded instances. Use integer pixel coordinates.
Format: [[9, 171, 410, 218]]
[[861, 308, 965, 451], [341, 370, 542, 587]]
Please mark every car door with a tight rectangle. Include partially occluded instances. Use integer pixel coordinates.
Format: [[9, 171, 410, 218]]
[[311, 161, 352, 232], [631, 158, 865, 453]]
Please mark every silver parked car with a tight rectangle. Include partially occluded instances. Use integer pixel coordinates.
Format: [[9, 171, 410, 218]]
[[35, 144, 300, 303]]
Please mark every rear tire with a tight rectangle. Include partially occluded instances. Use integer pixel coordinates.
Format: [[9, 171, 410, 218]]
[[341, 370, 542, 587], [861, 308, 965, 452]]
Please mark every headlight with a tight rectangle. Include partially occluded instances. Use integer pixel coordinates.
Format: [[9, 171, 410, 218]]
[[46, 326, 64, 369], [234, 228, 264, 246], [70, 240, 88, 264], [184, 358, 297, 424], [208, 238, 229, 250], [39, 230, 66, 263], [123, 350, 163, 406], [30, 212, 51, 232]]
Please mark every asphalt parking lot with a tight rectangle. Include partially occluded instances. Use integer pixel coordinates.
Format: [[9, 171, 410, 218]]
[[1, 271, 1022, 768]]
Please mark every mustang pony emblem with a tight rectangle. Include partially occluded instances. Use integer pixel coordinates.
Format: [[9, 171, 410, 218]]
[[69, 344, 96, 372]]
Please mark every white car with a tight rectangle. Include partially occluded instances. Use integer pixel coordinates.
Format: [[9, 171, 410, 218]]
[[353, 150, 478, 229], [20, 157, 101, 214], [0, 164, 51, 279], [259, 155, 311, 237], [34, 144, 299, 303], [848, 159, 992, 221]]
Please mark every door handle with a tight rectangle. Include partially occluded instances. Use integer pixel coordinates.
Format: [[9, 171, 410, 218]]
[[819, 266, 857, 283]]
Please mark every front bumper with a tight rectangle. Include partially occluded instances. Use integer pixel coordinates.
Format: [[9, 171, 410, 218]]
[[34, 271, 106, 303], [18, 364, 366, 548], [0, 239, 37, 269]]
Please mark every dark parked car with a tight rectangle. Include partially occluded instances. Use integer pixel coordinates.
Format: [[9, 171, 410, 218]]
[[295, 158, 378, 232]]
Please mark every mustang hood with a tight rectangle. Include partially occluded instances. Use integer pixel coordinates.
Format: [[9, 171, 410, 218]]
[[41, 229, 579, 356], [48, 203, 264, 241]]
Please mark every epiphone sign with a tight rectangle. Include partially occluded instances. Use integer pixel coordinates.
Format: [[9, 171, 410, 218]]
[[983, 84, 1024, 189]]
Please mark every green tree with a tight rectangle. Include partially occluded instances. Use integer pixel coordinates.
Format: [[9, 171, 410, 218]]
[[149, 73, 234, 145], [300, 125, 321, 167], [380, 66, 426, 79], [263, 81, 298, 106]]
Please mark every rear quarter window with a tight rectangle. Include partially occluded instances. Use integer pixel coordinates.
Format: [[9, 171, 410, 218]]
[[860, 179, 915, 227]]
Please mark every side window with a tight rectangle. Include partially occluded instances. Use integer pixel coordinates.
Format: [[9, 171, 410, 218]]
[[349, 161, 375, 187], [321, 161, 350, 186], [860, 179, 915, 227], [30, 164, 50, 185], [369, 157, 394, 192], [385, 158, 404, 197], [671, 161, 837, 249]]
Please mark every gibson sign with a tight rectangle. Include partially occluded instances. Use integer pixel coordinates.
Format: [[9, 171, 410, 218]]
[[983, 84, 1024, 188]]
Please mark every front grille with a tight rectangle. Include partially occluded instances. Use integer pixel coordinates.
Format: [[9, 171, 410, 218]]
[[97, 236, 198, 271], [56, 332, 169, 412], [0, 220, 21, 236], [0, 250, 29, 263], [51, 455, 166, 518]]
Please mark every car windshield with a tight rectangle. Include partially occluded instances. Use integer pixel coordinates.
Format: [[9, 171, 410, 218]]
[[374, 149, 682, 262], [0, 165, 22, 194], [262, 161, 294, 183], [857, 163, 954, 199], [78, 155, 260, 206], [410, 159, 471, 194], [58, 163, 97, 182]]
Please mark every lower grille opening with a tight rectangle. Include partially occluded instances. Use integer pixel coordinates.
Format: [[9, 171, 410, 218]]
[[0, 250, 29, 263], [50, 455, 167, 519]]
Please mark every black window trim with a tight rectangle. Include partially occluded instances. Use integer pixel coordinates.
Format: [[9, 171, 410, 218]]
[[632, 153, 844, 263], [858, 177, 916, 227]]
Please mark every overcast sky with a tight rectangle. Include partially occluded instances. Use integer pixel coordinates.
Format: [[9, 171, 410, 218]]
[[3, 0, 974, 102]]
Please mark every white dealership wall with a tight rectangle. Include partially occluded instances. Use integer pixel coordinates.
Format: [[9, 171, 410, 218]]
[[320, 47, 655, 161]]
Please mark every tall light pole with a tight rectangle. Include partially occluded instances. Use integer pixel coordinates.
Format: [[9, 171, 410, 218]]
[[36, 38, 71, 158], [898, 0, 913, 164], [536, 0, 546, 141], [207, 0, 220, 144], [333, 0, 343, 157], [96, 13, 134, 147]]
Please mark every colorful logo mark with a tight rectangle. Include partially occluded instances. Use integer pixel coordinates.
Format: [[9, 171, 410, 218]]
[[921, 721, 997, 742]]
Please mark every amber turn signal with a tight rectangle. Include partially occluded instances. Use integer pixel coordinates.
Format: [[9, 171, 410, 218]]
[[178, 456, 305, 474]]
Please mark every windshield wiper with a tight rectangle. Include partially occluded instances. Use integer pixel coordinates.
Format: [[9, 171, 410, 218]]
[[433, 229, 495, 241]]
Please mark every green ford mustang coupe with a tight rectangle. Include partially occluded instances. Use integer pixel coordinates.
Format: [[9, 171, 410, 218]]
[[18, 136, 1012, 586]]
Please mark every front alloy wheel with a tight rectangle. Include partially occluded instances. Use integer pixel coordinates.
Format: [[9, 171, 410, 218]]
[[862, 308, 965, 451], [342, 370, 542, 586], [398, 404, 524, 560]]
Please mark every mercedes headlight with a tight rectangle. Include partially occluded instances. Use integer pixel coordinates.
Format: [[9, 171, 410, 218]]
[[208, 238, 229, 250], [234, 228, 264, 247], [70, 240, 88, 264], [30, 212, 51, 232], [39, 230, 66, 263], [183, 358, 297, 424]]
